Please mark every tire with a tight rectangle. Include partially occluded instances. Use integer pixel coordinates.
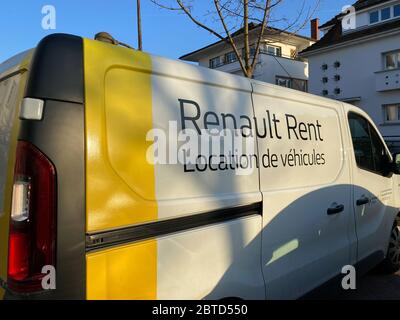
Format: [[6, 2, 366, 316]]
[[380, 216, 400, 274]]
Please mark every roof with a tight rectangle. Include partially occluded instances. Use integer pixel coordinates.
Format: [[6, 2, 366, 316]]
[[180, 23, 314, 61], [300, 0, 400, 56]]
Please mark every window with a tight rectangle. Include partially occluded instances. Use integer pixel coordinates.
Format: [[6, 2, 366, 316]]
[[384, 51, 400, 70], [276, 76, 291, 88], [290, 49, 297, 59], [384, 104, 400, 122], [348, 112, 390, 175], [209, 56, 222, 69], [292, 78, 308, 92], [265, 45, 282, 57], [370, 124, 389, 174], [381, 7, 391, 21], [395, 4, 400, 17], [385, 53, 396, 69], [225, 51, 237, 64], [241, 46, 257, 59], [348, 113, 375, 171], [369, 5, 400, 24], [276, 76, 308, 92], [370, 10, 379, 24]]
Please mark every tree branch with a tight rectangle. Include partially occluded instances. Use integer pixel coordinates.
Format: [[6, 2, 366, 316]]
[[176, 0, 227, 41], [213, 0, 248, 75], [250, 0, 270, 75], [149, 0, 322, 79]]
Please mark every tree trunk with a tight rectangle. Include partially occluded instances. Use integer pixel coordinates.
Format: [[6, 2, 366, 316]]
[[243, 0, 250, 77]]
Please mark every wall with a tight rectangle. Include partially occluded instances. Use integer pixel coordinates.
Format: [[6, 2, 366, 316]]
[[254, 54, 309, 83], [307, 33, 400, 137]]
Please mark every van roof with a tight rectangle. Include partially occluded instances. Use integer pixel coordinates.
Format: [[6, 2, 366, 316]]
[[1, 33, 351, 112], [0, 49, 32, 79]]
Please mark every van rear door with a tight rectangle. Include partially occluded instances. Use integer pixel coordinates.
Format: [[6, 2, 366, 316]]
[[0, 52, 31, 299], [1, 34, 86, 299]]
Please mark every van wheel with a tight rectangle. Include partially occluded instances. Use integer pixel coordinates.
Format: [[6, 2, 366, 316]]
[[380, 217, 400, 274]]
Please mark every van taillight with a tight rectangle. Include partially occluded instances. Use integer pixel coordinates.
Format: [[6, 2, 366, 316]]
[[7, 141, 56, 293]]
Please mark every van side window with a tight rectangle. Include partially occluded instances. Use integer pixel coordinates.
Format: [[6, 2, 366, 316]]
[[348, 113, 375, 172], [370, 125, 387, 174], [348, 112, 388, 175]]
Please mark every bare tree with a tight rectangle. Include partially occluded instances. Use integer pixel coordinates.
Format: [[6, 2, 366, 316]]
[[150, 0, 320, 78]]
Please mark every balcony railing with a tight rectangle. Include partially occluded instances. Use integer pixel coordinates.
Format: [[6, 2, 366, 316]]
[[210, 50, 303, 69], [375, 68, 400, 92], [259, 50, 303, 61]]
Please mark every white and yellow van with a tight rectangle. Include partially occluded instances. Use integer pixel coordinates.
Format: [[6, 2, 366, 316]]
[[0, 33, 400, 300]]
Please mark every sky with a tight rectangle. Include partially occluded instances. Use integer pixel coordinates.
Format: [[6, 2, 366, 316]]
[[0, 0, 353, 63]]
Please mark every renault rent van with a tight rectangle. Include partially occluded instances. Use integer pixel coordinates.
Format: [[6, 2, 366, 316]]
[[0, 34, 400, 299]]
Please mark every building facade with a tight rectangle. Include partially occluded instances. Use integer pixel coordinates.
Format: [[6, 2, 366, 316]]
[[180, 24, 315, 92], [300, 0, 400, 146]]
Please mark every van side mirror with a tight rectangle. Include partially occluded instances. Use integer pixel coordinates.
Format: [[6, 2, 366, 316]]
[[393, 153, 400, 174]]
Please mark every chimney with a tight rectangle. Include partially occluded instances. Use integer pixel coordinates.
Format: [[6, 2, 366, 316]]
[[311, 18, 320, 41]]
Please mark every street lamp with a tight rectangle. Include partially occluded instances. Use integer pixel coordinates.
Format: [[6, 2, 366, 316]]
[[137, 0, 142, 51]]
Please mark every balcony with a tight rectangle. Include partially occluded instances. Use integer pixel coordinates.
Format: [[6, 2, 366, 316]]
[[212, 58, 257, 75], [212, 51, 304, 75], [259, 50, 304, 62], [375, 68, 400, 92]]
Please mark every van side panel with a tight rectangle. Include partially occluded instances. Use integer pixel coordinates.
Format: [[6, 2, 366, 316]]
[[0, 52, 32, 299], [87, 240, 157, 299], [251, 82, 355, 299], [151, 57, 263, 299], [84, 40, 264, 299], [84, 40, 157, 232], [84, 39, 158, 299]]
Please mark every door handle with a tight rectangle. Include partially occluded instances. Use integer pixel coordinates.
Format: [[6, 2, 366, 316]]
[[356, 196, 370, 206], [327, 204, 344, 215]]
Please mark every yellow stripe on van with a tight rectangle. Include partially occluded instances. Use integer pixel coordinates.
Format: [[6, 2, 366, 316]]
[[84, 39, 157, 299], [86, 240, 157, 300]]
